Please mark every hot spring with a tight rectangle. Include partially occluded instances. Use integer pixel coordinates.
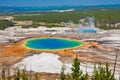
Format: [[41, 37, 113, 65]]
[[25, 37, 84, 50]]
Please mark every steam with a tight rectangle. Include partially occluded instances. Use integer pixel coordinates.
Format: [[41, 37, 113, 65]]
[[77, 17, 96, 33]]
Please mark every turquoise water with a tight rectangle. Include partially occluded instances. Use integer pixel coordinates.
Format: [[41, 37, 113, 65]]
[[26, 38, 83, 50], [77, 28, 97, 33]]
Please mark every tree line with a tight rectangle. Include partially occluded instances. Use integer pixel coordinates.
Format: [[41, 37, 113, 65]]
[[0, 20, 14, 30], [0, 55, 116, 80], [0, 8, 120, 30], [14, 8, 120, 30]]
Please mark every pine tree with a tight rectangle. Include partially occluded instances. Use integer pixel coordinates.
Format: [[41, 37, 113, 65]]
[[35, 73, 39, 80], [71, 55, 83, 80], [66, 74, 73, 80], [7, 66, 11, 80], [21, 69, 28, 80], [82, 73, 89, 80], [14, 69, 20, 80], [60, 65, 66, 80], [104, 63, 114, 80], [2, 67, 5, 80], [7, 76, 11, 80], [66, 55, 85, 80], [92, 63, 115, 80]]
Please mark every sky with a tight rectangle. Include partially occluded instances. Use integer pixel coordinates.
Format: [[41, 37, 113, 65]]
[[0, 0, 120, 7]]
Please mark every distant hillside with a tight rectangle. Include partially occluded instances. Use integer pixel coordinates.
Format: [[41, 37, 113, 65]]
[[0, 4, 120, 13]]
